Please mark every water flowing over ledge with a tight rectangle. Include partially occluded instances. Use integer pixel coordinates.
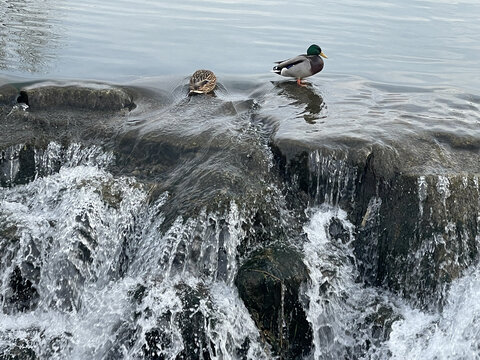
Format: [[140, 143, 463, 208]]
[[0, 78, 479, 358]]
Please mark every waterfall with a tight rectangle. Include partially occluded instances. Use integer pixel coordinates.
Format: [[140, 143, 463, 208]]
[[303, 206, 400, 359], [0, 142, 268, 359], [303, 204, 480, 360], [1, 140, 480, 359]]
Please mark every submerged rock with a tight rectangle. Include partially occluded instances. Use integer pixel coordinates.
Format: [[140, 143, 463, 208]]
[[2, 76, 479, 355], [235, 246, 313, 359], [3, 266, 40, 313], [0, 84, 18, 105], [18, 84, 136, 111]]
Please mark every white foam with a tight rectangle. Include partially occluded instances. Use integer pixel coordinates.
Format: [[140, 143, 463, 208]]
[[388, 266, 480, 360]]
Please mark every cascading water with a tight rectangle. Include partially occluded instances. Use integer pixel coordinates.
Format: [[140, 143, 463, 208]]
[[2, 139, 480, 359], [302, 206, 399, 360], [1, 72, 480, 359], [2, 0, 480, 354], [302, 205, 480, 360], [387, 264, 480, 359], [0, 143, 269, 359]]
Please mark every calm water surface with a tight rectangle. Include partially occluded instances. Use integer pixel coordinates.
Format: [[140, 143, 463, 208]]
[[1, 0, 480, 92]]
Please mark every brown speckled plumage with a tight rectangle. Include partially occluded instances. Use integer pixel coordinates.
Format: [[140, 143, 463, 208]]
[[189, 70, 217, 94]]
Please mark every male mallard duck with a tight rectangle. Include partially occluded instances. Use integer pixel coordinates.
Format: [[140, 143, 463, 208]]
[[189, 70, 217, 95], [273, 44, 328, 86]]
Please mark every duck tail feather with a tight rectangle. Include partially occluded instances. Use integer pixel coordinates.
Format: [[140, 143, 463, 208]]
[[272, 66, 281, 74]]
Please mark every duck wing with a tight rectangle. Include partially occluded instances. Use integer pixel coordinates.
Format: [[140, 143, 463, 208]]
[[273, 55, 307, 73]]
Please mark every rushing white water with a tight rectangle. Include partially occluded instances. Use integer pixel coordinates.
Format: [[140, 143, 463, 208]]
[[0, 152, 148, 358], [303, 206, 396, 359], [1, 143, 480, 359], [0, 143, 268, 359], [387, 264, 480, 360], [303, 206, 480, 360]]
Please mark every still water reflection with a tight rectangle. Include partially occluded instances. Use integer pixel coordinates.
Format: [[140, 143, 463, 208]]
[[0, 0, 62, 73], [273, 81, 326, 124], [0, 0, 479, 92]]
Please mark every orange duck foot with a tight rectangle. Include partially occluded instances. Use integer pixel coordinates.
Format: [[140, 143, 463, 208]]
[[296, 78, 308, 87]]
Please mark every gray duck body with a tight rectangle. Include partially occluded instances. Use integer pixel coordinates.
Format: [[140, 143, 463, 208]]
[[273, 54, 324, 79], [272, 45, 327, 84]]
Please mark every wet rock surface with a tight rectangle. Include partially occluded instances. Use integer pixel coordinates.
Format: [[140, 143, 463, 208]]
[[273, 137, 480, 309], [235, 246, 313, 359], [1, 78, 480, 357], [0, 84, 18, 105], [0, 86, 134, 152], [2, 80, 479, 313], [18, 83, 136, 111]]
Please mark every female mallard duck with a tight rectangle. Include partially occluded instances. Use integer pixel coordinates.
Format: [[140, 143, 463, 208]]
[[273, 44, 328, 86], [189, 70, 217, 95]]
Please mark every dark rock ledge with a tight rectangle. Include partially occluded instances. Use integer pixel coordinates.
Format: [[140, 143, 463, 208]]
[[272, 137, 480, 310]]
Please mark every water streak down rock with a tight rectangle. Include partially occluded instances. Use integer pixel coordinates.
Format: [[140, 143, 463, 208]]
[[272, 139, 480, 310]]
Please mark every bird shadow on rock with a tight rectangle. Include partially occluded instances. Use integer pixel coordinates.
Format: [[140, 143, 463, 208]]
[[272, 81, 326, 124]]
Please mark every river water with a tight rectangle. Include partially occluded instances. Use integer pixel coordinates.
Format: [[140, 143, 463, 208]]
[[1, 0, 480, 90], [1, 0, 480, 359]]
